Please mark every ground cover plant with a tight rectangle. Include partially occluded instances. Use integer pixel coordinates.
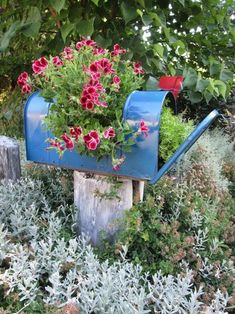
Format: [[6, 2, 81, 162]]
[[0, 127, 234, 313]]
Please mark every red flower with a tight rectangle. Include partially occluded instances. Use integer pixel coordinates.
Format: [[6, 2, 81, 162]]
[[21, 84, 32, 94], [96, 58, 114, 75], [61, 133, 74, 151], [89, 80, 103, 91], [89, 63, 98, 73], [139, 120, 149, 137], [111, 44, 126, 57], [133, 62, 145, 74], [113, 75, 121, 85], [83, 130, 100, 150], [17, 72, 29, 86], [103, 127, 116, 139], [52, 56, 63, 66], [32, 57, 48, 74], [70, 127, 82, 140]]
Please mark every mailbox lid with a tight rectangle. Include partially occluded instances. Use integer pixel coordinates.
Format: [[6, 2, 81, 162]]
[[24, 90, 175, 181]]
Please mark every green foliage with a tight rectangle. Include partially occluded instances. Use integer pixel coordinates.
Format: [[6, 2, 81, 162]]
[[159, 106, 194, 161], [0, 89, 24, 137], [0, 0, 234, 110]]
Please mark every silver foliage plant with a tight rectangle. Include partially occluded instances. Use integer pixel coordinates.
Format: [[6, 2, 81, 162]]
[[0, 177, 231, 313], [174, 127, 235, 191]]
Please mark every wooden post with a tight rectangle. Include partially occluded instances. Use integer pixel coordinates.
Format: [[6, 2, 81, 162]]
[[0, 136, 21, 181], [74, 171, 144, 245]]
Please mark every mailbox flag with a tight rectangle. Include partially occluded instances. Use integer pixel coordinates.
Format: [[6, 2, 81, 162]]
[[159, 76, 184, 100]]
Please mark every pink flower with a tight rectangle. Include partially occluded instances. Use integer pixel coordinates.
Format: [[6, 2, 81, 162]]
[[21, 84, 32, 94], [112, 156, 125, 171], [97, 58, 114, 75], [52, 56, 63, 66], [70, 127, 82, 140], [97, 100, 108, 107], [85, 39, 96, 46], [83, 130, 100, 150], [76, 38, 96, 50], [61, 133, 74, 151], [113, 164, 120, 171], [111, 44, 126, 57], [17, 72, 29, 86], [89, 80, 103, 91], [93, 47, 106, 55], [103, 127, 116, 139], [139, 120, 149, 137], [133, 62, 145, 74], [48, 138, 64, 151], [113, 75, 121, 85], [80, 80, 107, 110], [63, 47, 73, 60], [32, 57, 48, 74]]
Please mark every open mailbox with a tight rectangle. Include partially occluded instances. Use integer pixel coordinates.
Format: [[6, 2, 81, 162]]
[[24, 90, 220, 184]]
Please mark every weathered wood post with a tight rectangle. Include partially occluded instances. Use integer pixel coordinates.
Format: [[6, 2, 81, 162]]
[[0, 136, 21, 181], [74, 171, 144, 245]]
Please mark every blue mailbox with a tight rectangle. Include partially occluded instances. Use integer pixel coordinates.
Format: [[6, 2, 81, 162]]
[[24, 90, 220, 183]]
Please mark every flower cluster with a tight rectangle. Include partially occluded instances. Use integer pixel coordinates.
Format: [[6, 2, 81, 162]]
[[18, 38, 147, 169], [17, 72, 32, 94]]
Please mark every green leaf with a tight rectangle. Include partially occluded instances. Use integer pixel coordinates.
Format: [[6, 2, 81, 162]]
[[149, 12, 162, 27], [231, 28, 235, 41], [178, 0, 185, 5], [146, 76, 158, 90], [61, 23, 74, 42], [168, 65, 176, 76], [137, 0, 145, 7], [77, 18, 95, 37], [22, 7, 41, 37], [120, 2, 138, 24], [203, 90, 213, 103], [173, 40, 185, 55], [153, 43, 164, 58], [219, 69, 233, 82], [141, 231, 149, 241], [91, 0, 99, 6], [163, 27, 170, 40], [0, 21, 21, 51], [142, 15, 152, 26], [183, 68, 198, 88], [95, 35, 112, 48], [188, 91, 203, 104], [209, 60, 221, 76], [196, 78, 209, 92], [137, 9, 143, 17], [214, 80, 227, 99], [49, 0, 66, 13]]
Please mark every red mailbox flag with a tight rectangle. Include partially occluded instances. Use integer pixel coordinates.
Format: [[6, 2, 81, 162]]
[[159, 76, 184, 100]]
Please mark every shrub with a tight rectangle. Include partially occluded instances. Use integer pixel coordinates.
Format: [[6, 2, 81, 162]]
[[159, 106, 194, 162]]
